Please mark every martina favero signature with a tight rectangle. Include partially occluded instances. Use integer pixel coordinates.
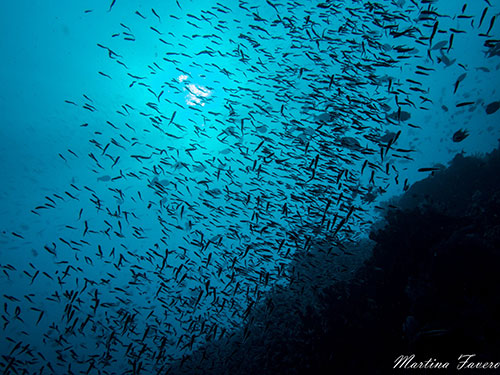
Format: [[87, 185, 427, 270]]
[[394, 354, 500, 370]]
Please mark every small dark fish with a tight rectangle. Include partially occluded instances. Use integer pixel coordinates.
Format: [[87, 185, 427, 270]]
[[485, 101, 500, 114], [67, 149, 78, 157], [418, 168, 440, 172], [152, 8, 161, 22], [98, 71, 112, 79], [328, 74, 334, 90], [36, 311, 44, 325], [169, 111, 176, 125], [456, 101, 475, 108], [452, 129, 469, 142], [150, 26, 162, 35], [418, 167, 441, 172], [108, 0, 116, 12], [429, 21, 438, 46], [487, 15, 496, 35], [254, 140, 264, 153], [454, 73, 466, 94], [479, 7, 488, 28]]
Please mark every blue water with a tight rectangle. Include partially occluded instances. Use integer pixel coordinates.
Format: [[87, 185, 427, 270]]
[[0, 0, 499, 373]]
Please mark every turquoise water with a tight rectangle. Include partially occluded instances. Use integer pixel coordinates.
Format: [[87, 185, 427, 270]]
[[0, 0, 499, 373]]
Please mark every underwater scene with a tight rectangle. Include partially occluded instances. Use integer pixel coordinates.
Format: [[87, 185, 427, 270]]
[[1, 0, 499, 374]]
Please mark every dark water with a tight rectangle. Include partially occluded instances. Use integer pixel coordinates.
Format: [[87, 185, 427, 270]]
[[0, 0, 499, 374]]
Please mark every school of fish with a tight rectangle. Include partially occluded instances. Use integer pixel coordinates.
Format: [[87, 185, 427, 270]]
[[1, 0, 499, 374]]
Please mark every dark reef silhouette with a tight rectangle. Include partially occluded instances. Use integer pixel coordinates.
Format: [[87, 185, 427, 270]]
[[171, 145, 500, 374]]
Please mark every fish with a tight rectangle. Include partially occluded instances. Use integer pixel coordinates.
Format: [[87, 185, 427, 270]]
[[452, 129, 469, 142], [456, 101, 475, 107], [479, 7, 489, 28], [418, 167, 441, 172], [3, 1, 497, 373], [108, 0, 116, 12], [486, 15, 496, 35], [454, 73, 467, 94], [152, 8, 161, 22], [485, 101, 500, 114], [98, 71, 112, 79], [429, 21, 439, 46]]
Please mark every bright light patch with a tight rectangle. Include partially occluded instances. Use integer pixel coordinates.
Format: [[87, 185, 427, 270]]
[[178, 74, 189, 82], [185, 83, 211, 107]]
